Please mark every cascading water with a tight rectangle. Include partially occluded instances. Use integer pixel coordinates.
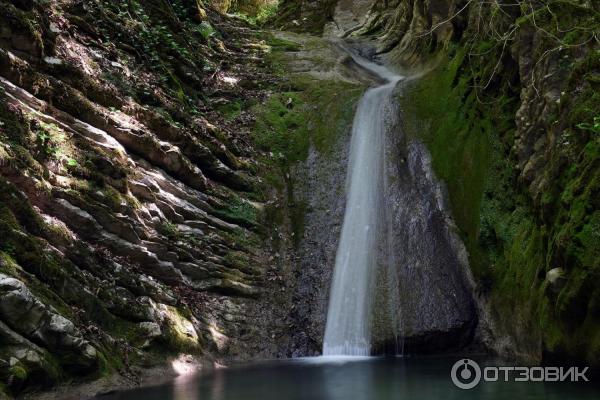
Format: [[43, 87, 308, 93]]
[[323, 48, 403, 356]]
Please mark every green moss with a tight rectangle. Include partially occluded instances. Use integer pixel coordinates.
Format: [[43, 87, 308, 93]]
[[154, 307, 202, 355], [253, 75, 362, 164], [225, 227, 261, 249], [0, 2, 43, 53], [0, 178, 45, 235], [575, 211, 600, 267], [33, 121, 65, 160], [265, 36, 302, 52], [252, 33, 366, 245], [157, 220, 181, 240], [404, 18, 599, 363], [94, 318, 165, 377], [216, 100, 243, 121], [233, 2, 279, 27], [215, 196, 259, 228], [0, 93, 28, 145], [253, 91, 309, 162], [8, 364, 27, 381], [95, 352, 121, 378], [0, 251, 77, 321], [0, 180, 155, 351], [403, 47, 513, 279]]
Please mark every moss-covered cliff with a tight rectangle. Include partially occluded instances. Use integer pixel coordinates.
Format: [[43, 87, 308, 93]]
[[346, 0, 599, 365], [251, 32, 371, 356]]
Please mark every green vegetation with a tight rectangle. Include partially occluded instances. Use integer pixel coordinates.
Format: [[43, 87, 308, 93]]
[[83, 0, 222, 111], [0, 91, 27, 145], [34, 122, 61, 158], [157, 220, 181, 240], [264, 36, 302, 52], [404, 1, 600, 363], [196, 20, 216, 41], [0, 176, 200, 393], [212, 196, 259, 228], [577, 116, 600, 135], [251, 34, 364, 244], [253, 91, 307, 163], [217, 100, 243, 121], [233, 2, 279, 27], [405, 48, 496, 252], [1, 0, 285, 395], [253, 75, 362, 167]]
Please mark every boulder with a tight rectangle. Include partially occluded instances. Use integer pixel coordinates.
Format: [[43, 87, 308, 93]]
[[0, 274, 99, 372]]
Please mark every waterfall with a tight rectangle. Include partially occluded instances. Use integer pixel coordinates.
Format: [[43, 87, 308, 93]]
[[323, 48, 403, 356]]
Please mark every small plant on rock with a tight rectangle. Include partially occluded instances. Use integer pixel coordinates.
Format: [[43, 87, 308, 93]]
[[157, 220, 181, 240], [33, 122, 62, 159], [577, 116, 600, 135]]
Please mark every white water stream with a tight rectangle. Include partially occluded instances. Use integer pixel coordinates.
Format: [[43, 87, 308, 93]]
[[323, 48, 403, 356]]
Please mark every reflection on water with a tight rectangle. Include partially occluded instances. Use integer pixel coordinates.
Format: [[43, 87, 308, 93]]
[[98, 356, 599, 400], [171, 375, 196, 400]]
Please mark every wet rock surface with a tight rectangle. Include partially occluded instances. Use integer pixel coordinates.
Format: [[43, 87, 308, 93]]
[[287, 133, 351, 356], [383, 136, 476, 352]]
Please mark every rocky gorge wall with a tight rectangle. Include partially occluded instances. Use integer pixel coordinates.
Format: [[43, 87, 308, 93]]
[[392, 0, 599, 366], [279, 0, 599, 365], [0, 0, 307, 396]]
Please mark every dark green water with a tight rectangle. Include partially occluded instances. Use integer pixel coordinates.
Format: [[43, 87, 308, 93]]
[[98, 356, 599, 400]]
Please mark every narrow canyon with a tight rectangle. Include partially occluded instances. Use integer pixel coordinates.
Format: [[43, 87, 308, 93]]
[[0, 0, 598, 398]]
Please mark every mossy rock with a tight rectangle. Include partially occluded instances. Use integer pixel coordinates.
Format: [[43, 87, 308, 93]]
[[401, 15, 599, 364]]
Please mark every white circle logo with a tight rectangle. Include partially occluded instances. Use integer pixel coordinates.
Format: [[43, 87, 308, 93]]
[[451, 359, 481, 389]]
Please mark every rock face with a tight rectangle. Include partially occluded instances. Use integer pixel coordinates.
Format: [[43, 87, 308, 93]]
[[275, 0, 339, 33], [256, 32, 376, 357], [0, 1, 292, 395], [382, 136, 476, 352], [323, 0, 377, 37], [287, 122, 350, 356], [0, 274, 98, 372]]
